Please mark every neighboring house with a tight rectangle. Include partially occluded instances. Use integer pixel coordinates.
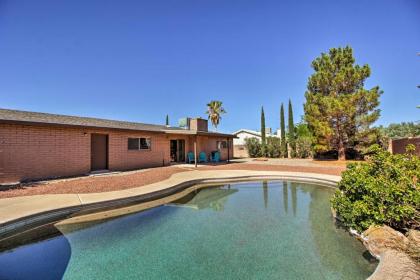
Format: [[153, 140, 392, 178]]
[[0, 109, 234, 184], [233, 128, 280, 158]]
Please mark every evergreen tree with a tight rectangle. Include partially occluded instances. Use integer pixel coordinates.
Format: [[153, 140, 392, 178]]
[[165, 114, 169, 126], [304, 46, 382, 160], [288, 99, 296, 157], [280, 103, 287, 157], [261, 106, 266, 156]]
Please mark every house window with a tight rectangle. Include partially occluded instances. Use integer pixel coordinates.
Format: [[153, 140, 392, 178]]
[[217, 141, 227, 150], [140, 138, 151, 149], [128, 137, 151, 150]]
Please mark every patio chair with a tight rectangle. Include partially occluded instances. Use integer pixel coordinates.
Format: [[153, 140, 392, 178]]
[[199, 152, 207, 163], [187, 152, 195, 163], [211, 151, 220, 163]]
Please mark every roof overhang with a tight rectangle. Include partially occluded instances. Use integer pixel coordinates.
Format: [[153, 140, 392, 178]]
[[0, 119, 166, 134], [163, 129, 236, 138]]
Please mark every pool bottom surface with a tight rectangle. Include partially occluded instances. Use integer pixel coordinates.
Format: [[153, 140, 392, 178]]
[[0, 181, 377, 279]]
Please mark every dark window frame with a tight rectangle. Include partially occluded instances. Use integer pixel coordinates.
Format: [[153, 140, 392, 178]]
[[128, 137, 152, 151]]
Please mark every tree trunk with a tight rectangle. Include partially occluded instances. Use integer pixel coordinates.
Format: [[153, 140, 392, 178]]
[[338, 138, 345, 161]]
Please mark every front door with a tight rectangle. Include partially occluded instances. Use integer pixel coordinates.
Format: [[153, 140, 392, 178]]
[[91, 134, 108, 171]]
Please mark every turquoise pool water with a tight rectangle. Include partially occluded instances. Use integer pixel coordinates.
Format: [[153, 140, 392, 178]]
[[0, 181, 377, 279]]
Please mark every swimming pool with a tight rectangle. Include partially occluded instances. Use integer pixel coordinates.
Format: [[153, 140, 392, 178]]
[[0, 180, 377, 279]]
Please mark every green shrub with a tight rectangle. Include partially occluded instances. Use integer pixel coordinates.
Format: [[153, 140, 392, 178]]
[[244, 137, 281, 158], [295, 123, 314, 158], [244, 137, 262, 158], [331, 144, 420, 233], [266, 137, 281, 158]]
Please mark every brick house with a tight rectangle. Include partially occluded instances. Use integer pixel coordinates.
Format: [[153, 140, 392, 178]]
[[0, 109, 234, 184]]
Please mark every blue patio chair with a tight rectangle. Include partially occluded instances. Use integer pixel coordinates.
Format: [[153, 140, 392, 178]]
[[187, 152, 195, 163], [199, 152, 207, 163], [211, 151, 220, 163]]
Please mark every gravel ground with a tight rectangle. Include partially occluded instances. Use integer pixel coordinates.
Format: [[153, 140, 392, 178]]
[[0, 162, 345, 199], [0, 166, 187, 199]]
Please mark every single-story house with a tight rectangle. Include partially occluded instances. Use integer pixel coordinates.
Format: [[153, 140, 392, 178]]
[[0, 109, 234, 184], [233, 128, 281, 157]]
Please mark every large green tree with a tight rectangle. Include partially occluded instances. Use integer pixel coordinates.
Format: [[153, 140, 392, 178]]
[[280, 103, 287, 157], [205, 100, 226, 130], [304, 46, 382, 160], [288, 99, 296, 158], [165, 114, 169, 126], [261, 106, 266, 156]]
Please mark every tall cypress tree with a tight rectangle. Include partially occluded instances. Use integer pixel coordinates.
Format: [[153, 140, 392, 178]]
[[280, 103, 287, 157], [288, 99, 296, 157], [261, 106, 266, 157], [165, 114, 169, 126]]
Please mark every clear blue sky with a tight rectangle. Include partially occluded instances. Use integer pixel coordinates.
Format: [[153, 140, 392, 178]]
[[0, 0, 419, 133]]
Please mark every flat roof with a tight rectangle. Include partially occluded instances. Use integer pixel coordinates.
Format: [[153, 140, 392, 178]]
[[0, 108, 235, 138]]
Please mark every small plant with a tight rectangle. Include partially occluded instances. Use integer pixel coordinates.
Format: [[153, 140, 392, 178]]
[[331, 144, 420, 233]]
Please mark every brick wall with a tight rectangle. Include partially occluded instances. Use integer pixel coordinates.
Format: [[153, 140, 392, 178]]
[[108, 130, 169, 171], [0, 123, 235, 184], [193, 136, 233, 161], [390, 137, 420, 156], [189, 118, 208, 132], [0, 123, 172, 184], [0, 124, 91, 183]]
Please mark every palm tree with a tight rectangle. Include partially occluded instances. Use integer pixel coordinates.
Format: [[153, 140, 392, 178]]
[[205, 100, 226, 130]]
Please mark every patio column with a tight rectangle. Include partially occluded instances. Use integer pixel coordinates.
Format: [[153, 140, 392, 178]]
[[194, 136, 198, 168], [227, 137, 230, 163]]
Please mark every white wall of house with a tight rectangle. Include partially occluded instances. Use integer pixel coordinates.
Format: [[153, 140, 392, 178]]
[[233, 129, 282, 158], [233, 130, 262, 145], [233, 129, 282, 145]]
